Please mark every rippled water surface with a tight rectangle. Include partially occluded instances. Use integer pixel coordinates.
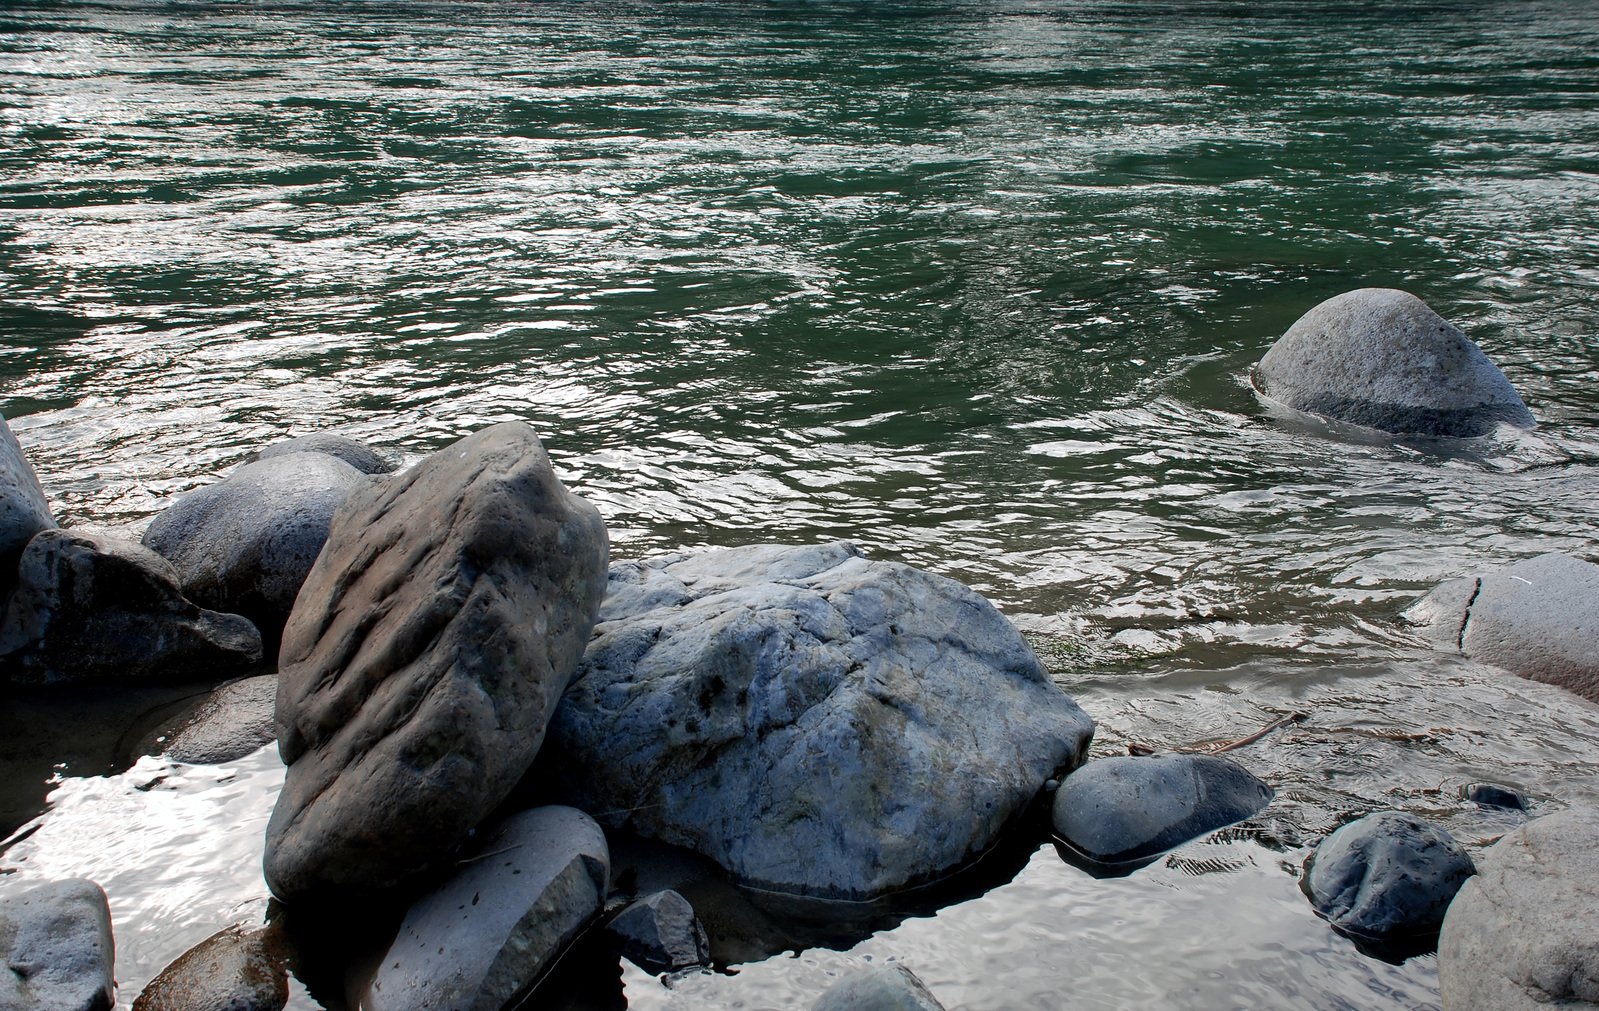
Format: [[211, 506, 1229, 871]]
[[4, 1, 1599, 1008]]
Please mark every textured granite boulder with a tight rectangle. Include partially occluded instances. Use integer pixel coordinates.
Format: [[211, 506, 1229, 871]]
[[1302, 810, 1475, 942], [264, 422, 608, 902], [813, 965, 947, 1011], [1050, 754, 1273, 867], [1406, 552, 1599, 703], [544, 541, 1094, 900], [606, 890, 710, 975], [131, 924, 287, 1011], [0, 529, 262, 684], [0, 414, 56, 595], [1254, 288, 1534, 437], [148, 675, 278, 765], [143, 453, 370, 639], [251, 433, 396, 475], [1439, 807, 1599, 1010], [0, 878, 115, 1011], [366, 806, 608, 1011]]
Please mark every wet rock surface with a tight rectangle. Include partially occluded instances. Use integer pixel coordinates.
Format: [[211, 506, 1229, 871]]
[[1254, 288, 1534, 438], [265, 422, 608, 902], [0, 414, 56, 596], [0, 878, 115, 1011], [251, 433, 395, 475], [544, 541, 1094, 900], [812, 964, 947, 1011], [0, 529, 262, 684], [1050, 753, 1273, 868], [130, 924, 288, 1011], [1302, 810, 1475, 942], [150, 675, 278, 765], [606, 889, 710, 975]]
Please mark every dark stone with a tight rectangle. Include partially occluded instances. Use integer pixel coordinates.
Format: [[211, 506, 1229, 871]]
[[812, 964, 947, 1011], [606, 890, 710, 975], [1051, 754, 1273, 867], [1302, 810, 1475, 942], [264, 422, 608, 903], [1254, 288, 1534, 438], [0, 878, 115, 1011], [365, 807, 609, 1011], [1465, 783, 1527, 811], [0, 414, 56, 598], [251, 433, 395, 476], [0, 530, 262, 684], [147, 675, 278, 765], [130, 924, 287, 1011]]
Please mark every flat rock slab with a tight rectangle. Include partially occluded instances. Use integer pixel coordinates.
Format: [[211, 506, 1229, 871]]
[[0, 878, 115, 1011], [606, 890, 710, 975], [1302, 810, 1475, 942], [1254, 288, 1534, 438], [812, 964, 947, 1011], [367, 806, 609, 1011], [1051, 753, 1273, 868], [265, 422, 608, 902], [0, 529, 262, 684], [252, 433, 396, 475], [0, 414, 56, 594], [1406, 552, 1599, 703], [131, 924, 287, 1011], [545, 541, 1095, 900], [1439, 807, 1599, 1010]]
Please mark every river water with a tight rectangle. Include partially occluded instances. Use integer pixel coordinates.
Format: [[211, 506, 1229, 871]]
[[3, 1, 1599, 1008]]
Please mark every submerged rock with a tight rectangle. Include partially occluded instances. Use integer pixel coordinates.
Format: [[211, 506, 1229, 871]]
[[1465, 782, 1528, 811], [0, 414, 56, 596], [812, 964, 947, 1011], [0, 878, 116, 1011], [1050, 753, 1273, 868], [1254, 288, 1534, 438], [251, 433, 396, 475], [148, 675, 278, 765], [544, 541, 1094, 900], [265, 422, 608, 903], [366, 806, 608, 1011], [1302, 810, 1474, 942], [606, 890, 710, 975], [0, 529, 262, 684], [131, 924, 287, 1011], [142, 453, 371, 639], [1439, 807, 1599, 1010], [1406, 552, 1599, 704]]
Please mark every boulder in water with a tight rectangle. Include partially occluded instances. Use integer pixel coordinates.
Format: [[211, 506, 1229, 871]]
[[0, 877, 116, 1011], [131, 924, 288, 1011], [812, 964, 947, 1011], [251, 433, 396, 476], [606, 890, 710, 975], [0, 413, 57, 596], [1302, 810, 1475, 943], [146, 675, 279, 765]]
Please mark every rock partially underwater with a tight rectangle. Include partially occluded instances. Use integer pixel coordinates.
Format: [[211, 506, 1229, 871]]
[[1302, 811, 1475, 945], [0, 413, 56, 598]]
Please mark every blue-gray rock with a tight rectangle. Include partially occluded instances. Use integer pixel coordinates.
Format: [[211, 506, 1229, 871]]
[[1254, 288, 1534, 438], [251, 433, 395, 476], [812, 965, 947, 1011], [142, 453, 370, 639], [131, 924, 287, 1011], [0, 414, 56, 593], [0, 878, 115, 1011], [1439, 807, 1599, 1010], [366, 806, 608, 1011], [545, 541, 1094, 900], [1302, 810, 1475, 941], [606, 890, 710, 975], [148, 675, 278, 765], [265, 423, 608, 903], [1050, 754, 1273, 867], [0, 529, 262, 684], [1406, 552, 1599, 704]]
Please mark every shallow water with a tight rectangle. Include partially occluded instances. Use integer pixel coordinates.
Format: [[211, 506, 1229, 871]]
[[3, 0, 1599, 1007]]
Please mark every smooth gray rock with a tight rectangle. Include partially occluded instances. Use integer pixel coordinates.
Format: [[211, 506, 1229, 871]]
[[252, 433, 395, 476], [1439, 808, 1599, 1010], [1303, 810, 1475, 941], [813, 965, 947, 1011], [366, 806, 608, 1011], [545, 541, 1094, 900], [0, 414, 56, 595], [606, 890, 710, 975], [0, 878, 115, 1011], [1405, 552, 1599, 703], [1254, 288, 1534, 437], [0, 529, 262, 684], [131, 924, 287, 1011], [1051, 754, 1273, 866], [265, 422, 608, 902], [150, 676, 278, 765], [142, 453, 370, 638]]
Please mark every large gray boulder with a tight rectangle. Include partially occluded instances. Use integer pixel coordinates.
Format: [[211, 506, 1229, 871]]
[[1051, 754, 1273, 868], [0, 529, 262, 684], [544, 541, 1094, 900], [0, 414, 56, 593], [131, 924, 287, 1011], [0, 878, 115, 1011], [264, 422, 608, 903], [251, 433, 395, 475], [1254, 288, 1534, 438], [1302, 810, 1475, 942], [1406, 552, 1599, 703], [142, 453, 370, 639], [1439, 808, 1599, 1010], [366, 806, 608, 1011], [813, 965, 947, 1011]]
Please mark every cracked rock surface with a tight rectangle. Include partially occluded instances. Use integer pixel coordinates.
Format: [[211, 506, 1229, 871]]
[[543, 541, 1095, 900]]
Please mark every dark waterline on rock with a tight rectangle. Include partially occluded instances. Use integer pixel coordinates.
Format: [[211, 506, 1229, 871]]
[[3, 0, 1599, 1007]]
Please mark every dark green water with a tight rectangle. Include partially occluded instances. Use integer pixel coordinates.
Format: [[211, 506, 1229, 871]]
[[4, 1, 1599, 1008]]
